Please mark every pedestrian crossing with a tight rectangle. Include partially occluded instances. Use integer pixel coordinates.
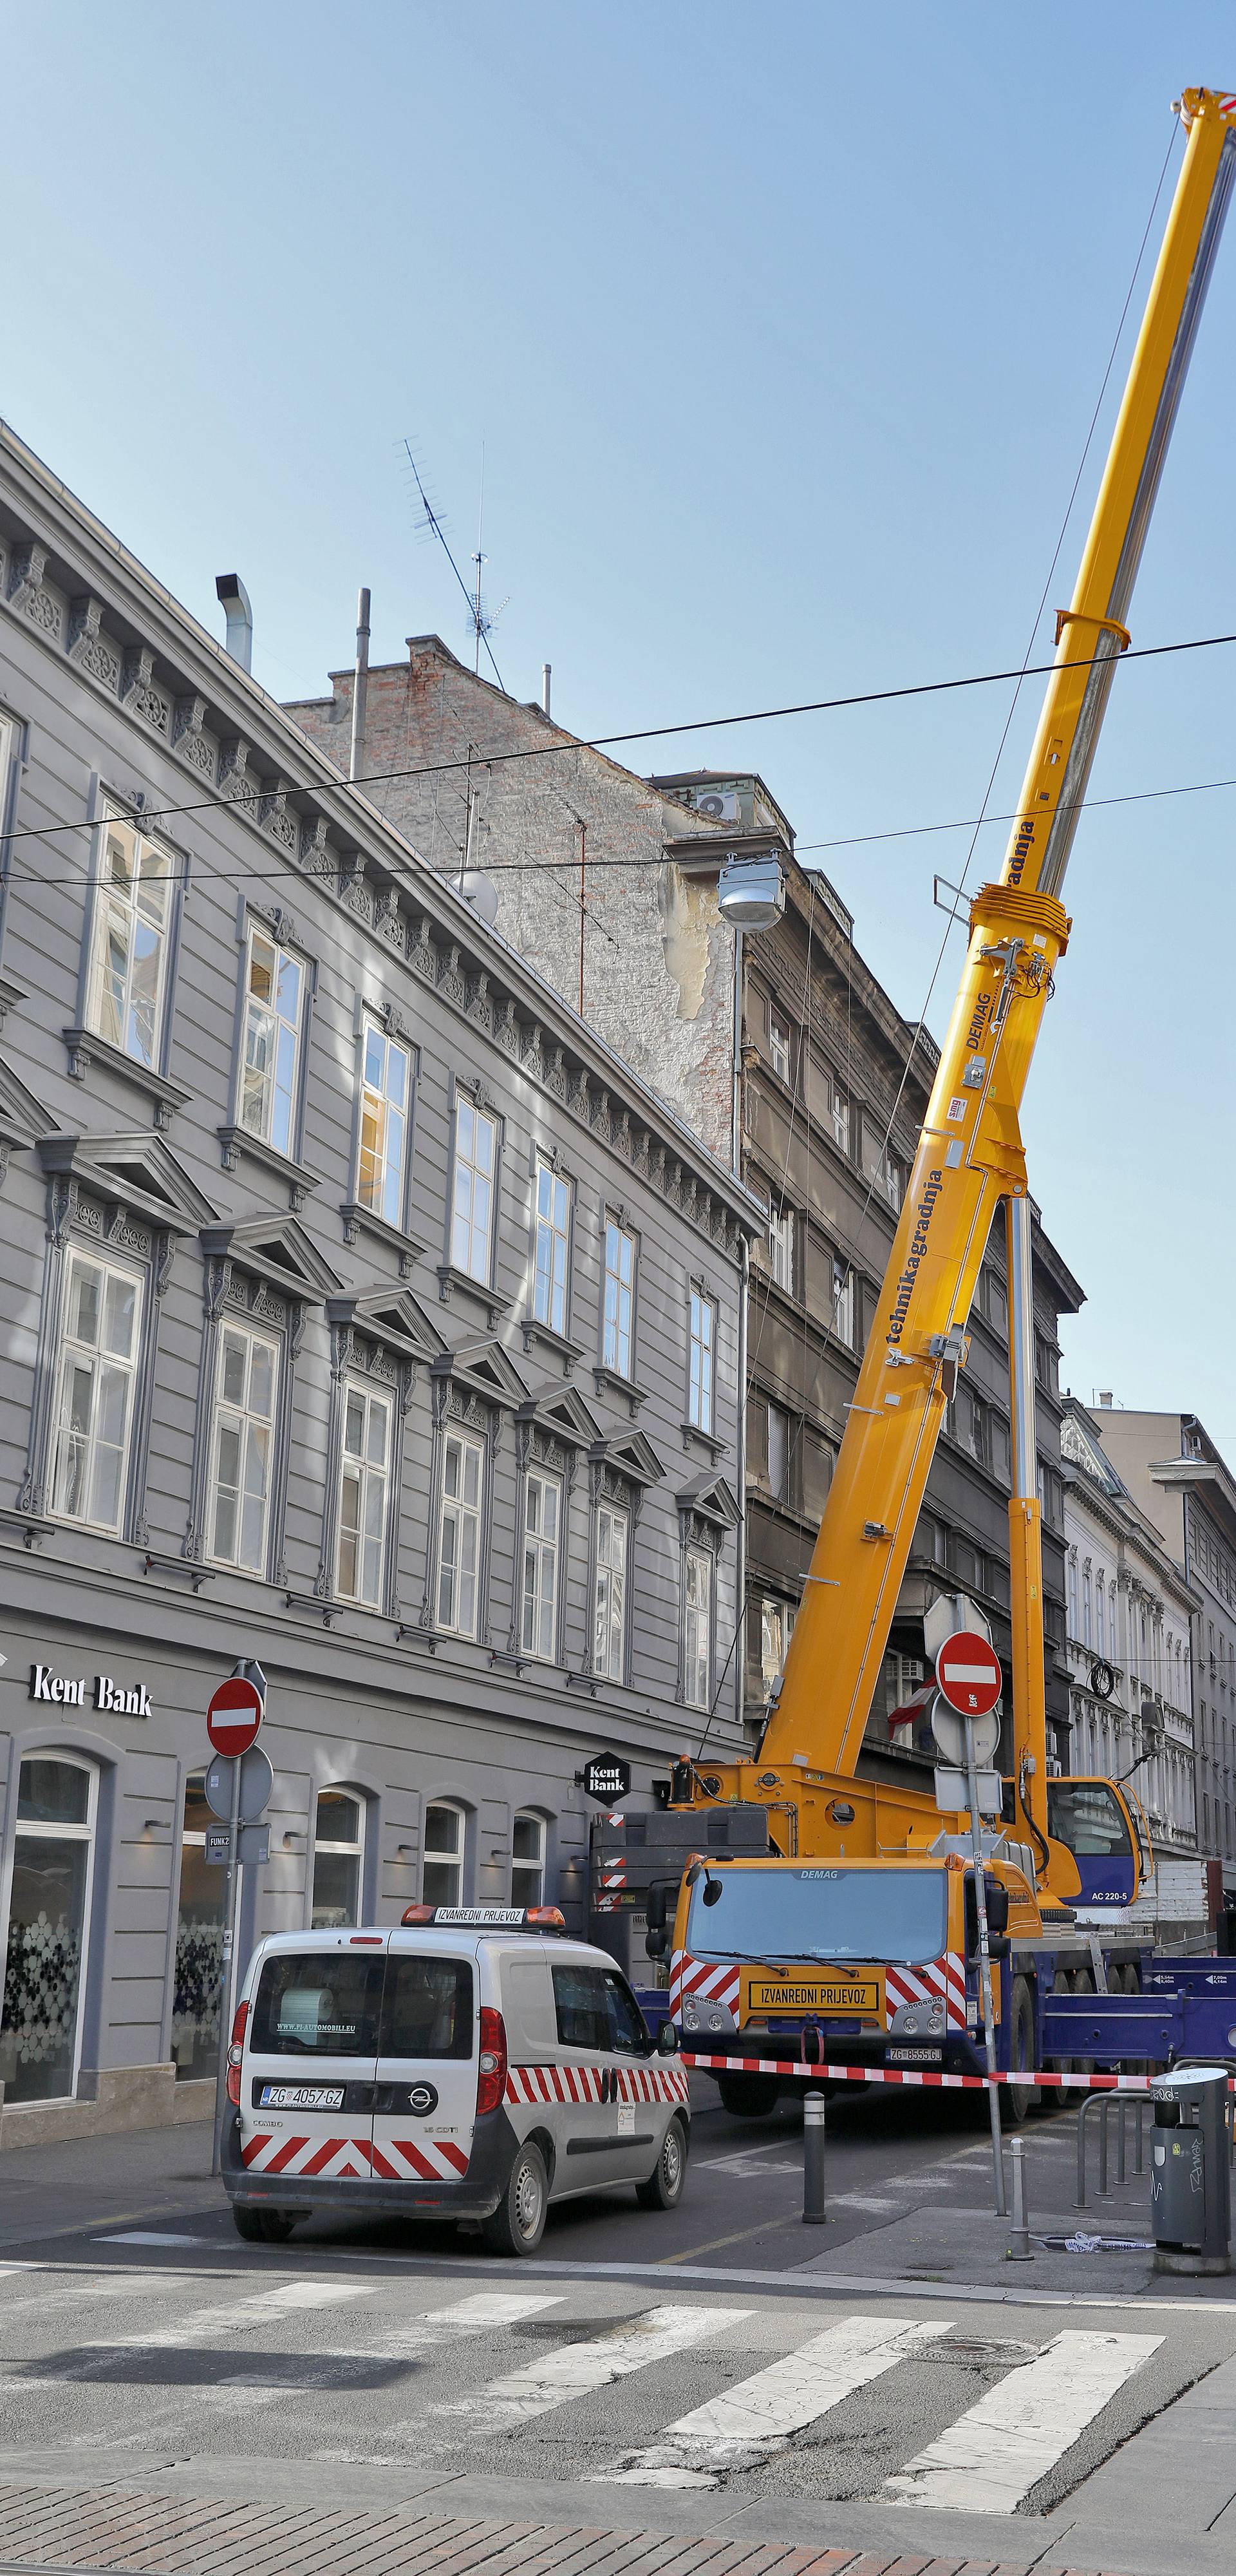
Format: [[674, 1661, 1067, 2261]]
[[0, 2262, 1174, 2517]]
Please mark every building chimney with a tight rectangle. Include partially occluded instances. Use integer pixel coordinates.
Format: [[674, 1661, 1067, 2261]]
[[215, 574, 252, 673], [541, 662, 552, 719], [1098, 1390, 1113, 1408], [350, 586, 371, 782]]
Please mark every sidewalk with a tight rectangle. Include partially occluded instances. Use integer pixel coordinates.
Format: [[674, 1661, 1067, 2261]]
[[0, 2120, 216, 2251]]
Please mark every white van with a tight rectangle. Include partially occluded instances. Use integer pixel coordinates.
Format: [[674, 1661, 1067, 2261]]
[[221, 1905, 689, 2255]]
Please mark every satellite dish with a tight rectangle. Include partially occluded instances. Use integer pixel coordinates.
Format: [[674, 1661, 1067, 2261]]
[[458, 869, 499, 928]]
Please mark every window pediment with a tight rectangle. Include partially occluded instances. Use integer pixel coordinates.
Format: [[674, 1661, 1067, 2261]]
[[325, 1285, 447, 1364], [432, 1334, 528, 1411], [590, 1427, 663, 1488], [39, 1130, 218, 1231], [677, 1468, 740, 1530], [518, 1382, 602, 1450], [0, 1054, 56, 1152], [200, 1211, 342, 1299]]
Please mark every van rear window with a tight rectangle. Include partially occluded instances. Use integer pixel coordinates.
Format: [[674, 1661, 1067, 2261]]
[[380, 1956, 474, 2060], [252, 1953, 384, 2057]]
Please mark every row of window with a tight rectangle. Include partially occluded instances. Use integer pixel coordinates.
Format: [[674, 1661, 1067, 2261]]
[[760, 996, 906, 1211], [74, 811, 722, 1426], [52, 1245, 720, 1699], [1065, 1551, 1187, 1700]]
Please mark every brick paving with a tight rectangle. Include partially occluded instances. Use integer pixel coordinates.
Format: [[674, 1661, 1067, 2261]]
[[0, 2483, 1139, 2576]]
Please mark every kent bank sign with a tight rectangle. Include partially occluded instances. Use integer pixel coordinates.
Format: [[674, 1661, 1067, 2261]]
[[29, 1663, 152, 1716]]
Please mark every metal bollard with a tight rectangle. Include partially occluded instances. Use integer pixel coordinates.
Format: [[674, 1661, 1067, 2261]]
[[803, 2087, 827, 2224], [1006, 2136, 1033, 2260]]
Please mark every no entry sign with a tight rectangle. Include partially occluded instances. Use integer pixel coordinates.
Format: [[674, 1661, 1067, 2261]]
[[206, 1674, 264, 1757], [934, 1629, 1002, 1718]]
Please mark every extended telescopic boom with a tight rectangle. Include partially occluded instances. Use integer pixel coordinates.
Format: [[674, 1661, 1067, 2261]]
[[759, 89, 1236, 1821]]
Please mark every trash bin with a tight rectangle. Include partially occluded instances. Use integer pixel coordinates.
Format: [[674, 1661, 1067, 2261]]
[[1150, 2065, 1231, 2275]]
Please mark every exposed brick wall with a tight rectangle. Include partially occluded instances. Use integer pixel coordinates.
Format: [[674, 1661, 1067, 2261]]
[[285, 639, 738, 1165]]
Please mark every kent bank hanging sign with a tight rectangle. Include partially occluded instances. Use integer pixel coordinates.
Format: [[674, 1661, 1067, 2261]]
[[29, 1663, 152, 1716]]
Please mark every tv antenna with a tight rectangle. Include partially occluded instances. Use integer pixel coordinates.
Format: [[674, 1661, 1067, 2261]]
[[403, 438, 507, 691]]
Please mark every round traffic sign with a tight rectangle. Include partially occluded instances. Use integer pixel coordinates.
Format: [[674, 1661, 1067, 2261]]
[[206, 1674, 263, 1757], [934, 1629, 1003, 1718], [205, 1744, 274, 1823]]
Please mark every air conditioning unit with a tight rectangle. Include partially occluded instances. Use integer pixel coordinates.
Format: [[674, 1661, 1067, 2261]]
[[692, 784, 740, 822]]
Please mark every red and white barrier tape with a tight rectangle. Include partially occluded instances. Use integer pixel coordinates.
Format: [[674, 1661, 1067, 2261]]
[[681, 2049, 1235, 2096]]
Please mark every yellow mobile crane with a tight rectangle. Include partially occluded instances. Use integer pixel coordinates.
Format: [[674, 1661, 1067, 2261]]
[[601, 89, 1236, 2101]]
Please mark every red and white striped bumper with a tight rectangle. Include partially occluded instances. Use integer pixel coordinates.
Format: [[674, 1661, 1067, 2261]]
[[239, 2130, 469, 2183]]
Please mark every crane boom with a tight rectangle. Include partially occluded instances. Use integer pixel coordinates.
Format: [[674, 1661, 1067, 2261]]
[[759, 87, 1236, 1793]]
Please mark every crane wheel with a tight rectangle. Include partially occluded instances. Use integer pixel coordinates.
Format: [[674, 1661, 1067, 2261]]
[[716, 2072, 780, 2119], [1006, 1978, 1038, 2125]]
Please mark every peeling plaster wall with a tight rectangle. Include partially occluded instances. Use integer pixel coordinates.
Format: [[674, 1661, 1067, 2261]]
[[285, 644, 738, 1166]]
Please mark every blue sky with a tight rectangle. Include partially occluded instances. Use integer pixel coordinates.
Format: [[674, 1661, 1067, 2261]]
[[5, 3, 1236, 1443]]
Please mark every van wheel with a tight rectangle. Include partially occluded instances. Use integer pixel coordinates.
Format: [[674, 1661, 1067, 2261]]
[[1006, 1978, 1038, 2126], [483, 2140, 548, 2256], [232, 2204, 267, 2243], [259, 2208, 297, 2243], [716, 2072, 779, 2119], [637, 2116, 688, 2210]]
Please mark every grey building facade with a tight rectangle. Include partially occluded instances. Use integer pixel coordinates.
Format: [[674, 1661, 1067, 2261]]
[[0, 426, 756, 2143]]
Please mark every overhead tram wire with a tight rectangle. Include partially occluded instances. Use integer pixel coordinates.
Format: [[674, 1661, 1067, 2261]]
[[6, 623, 1236, 872]]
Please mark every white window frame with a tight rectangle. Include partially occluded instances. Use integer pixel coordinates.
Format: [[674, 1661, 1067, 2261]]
[[831, 1087, 850, 1155], [683, 1544, 713, 1712], [593, 1499, 629, 1682], [334, 1378, 394, 1609], [760, 1595, 794, 1695], [49, 1248, 144, 1535], [356, 1016, 413, 1228], [532, 1157, 572, 1336], [832, 1256, 855, 1346], [602, 1217, 636, 1378], [422, 1798, 465, 1906], [450, 1096, 498, 1283], [238, 919, 307, 1158], [521, 1466, 563, 1662], [769, 1009, 791, 1083], [311, 1788, 366, 1929], [436, 1426, 484, 1637], [688, 1289, 716, 1434], [768, 1200, 794, 1293], [512, 1810, 547, 1909], [767, 1400, 790, 1501], [206, 1319, 281, 1576], [1, 1755, 97, 2105], [85, 803, 174, 1070]]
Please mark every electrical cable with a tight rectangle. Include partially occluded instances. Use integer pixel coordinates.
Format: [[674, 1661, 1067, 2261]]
[[5, 625, 1235, 858]]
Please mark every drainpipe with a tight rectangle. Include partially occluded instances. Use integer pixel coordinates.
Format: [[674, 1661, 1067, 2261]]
[[350, 587, 371, 782], [214, 574, 252, 672]]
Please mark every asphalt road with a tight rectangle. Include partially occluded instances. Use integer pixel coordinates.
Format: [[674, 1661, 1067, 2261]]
[[1, 2081, 1234, 2576]]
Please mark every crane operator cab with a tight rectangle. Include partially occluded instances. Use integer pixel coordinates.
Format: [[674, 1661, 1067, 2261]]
[[1000, 1774, 1147, 1909]]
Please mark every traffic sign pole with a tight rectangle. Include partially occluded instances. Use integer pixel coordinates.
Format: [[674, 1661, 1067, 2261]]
[[965, 1714, 1006, 2219], [210, 1658, 267, 2181]]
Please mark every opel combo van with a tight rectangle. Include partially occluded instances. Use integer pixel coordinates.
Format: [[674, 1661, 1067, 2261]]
[[222, 1905, 689, 2254]]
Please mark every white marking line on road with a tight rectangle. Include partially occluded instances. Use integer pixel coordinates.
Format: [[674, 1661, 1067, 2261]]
[[884, 2327, 1162, 2514], [435, 2303, 751, 2427], [594, 2313, 952, 2488], [380, 2290, 563, 2356], [112, 2276, 373, 2348]]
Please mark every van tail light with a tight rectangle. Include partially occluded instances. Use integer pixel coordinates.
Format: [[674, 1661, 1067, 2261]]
[[476, 2005, 508, 2116], [225, 1998, 249, 2108]]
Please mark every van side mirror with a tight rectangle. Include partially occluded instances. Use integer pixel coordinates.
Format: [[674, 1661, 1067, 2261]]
[[656, 2020, 680, 2057]]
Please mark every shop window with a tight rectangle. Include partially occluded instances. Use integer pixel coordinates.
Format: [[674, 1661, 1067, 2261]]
[[312, 1790, 366, 1928], [423, 1801, 465, 1906], [173, 1772, 224, 2081], [0, 1757, 96, 2105], [512, 1812, 546, 1908]]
